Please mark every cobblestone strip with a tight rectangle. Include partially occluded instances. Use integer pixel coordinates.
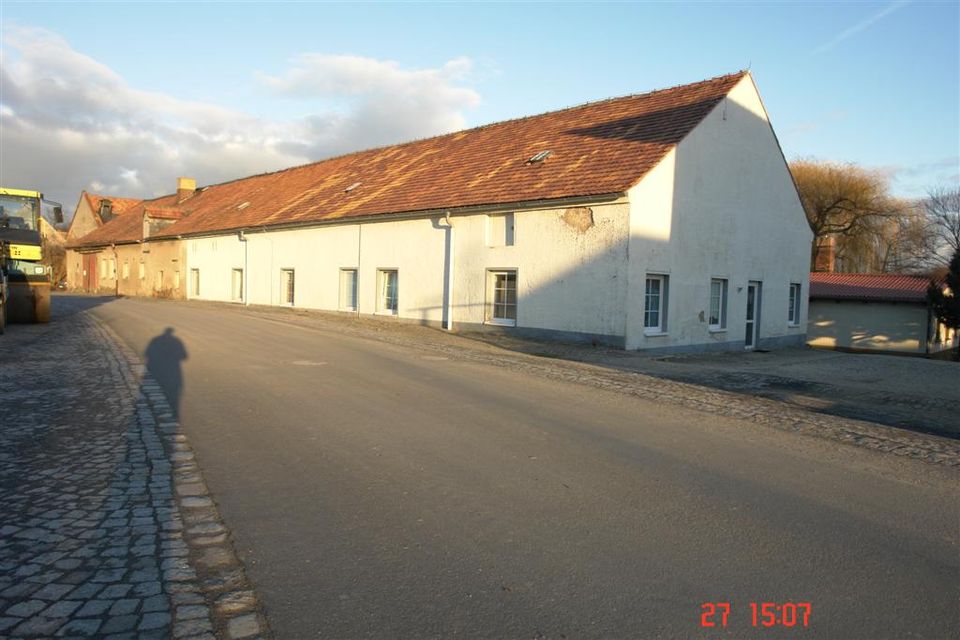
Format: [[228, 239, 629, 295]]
[[448, 345, 960, 467], [0, 313, 269, 639]]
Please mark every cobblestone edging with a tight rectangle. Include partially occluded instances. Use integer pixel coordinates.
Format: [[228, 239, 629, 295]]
[[246, 307, 960, 468], [447, 345, 960, 467], [0, 312, 269, 638]]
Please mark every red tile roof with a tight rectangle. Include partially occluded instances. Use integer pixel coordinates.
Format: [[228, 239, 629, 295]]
[[144, 207, 183, 220], [83, 192, 143, 221], [69, 197, 181, 248], [71, 71, 749, 247], [809, 272, 931, 303]]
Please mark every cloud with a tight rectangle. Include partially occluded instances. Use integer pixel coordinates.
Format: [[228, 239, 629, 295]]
[[812, 1, 910, 55], [258, 54, 480, 158], [0, 25, 479, 215]]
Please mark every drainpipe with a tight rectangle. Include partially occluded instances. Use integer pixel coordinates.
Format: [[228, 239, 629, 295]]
[[238, 230, 249, 306], [442, 211, 455, 331], [111, 243, 119, 297], [356, 224, 362, 317]]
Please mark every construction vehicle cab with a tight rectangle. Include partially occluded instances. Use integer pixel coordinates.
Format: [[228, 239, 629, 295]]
[[0, 187, 63, 330]]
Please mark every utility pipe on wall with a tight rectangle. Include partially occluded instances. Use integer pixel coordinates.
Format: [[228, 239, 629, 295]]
[[443, 211, 454, 331], [238, 230, 249, 306]]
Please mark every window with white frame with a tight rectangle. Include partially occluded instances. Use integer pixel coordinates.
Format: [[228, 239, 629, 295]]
[[788, 283, 802, 326], [486, 269, 517, 325], [174, 270, 180, 290], [377, 269, 398, 314], [644, 274, 668, 333], [486, 213, 515, 247], [280, 269, 295, 306], [139, 261, 145, 280], [190, 269, 199, 296], [339, 269, 358, 311], [232, 269, 243, 302], [709, 278, 727, 330]]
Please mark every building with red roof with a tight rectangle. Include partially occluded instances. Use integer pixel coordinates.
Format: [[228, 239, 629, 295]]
[[807, 272, 956, 356], [67, 71, 812, 351]]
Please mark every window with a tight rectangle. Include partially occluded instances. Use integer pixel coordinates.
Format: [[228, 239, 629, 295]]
[[486, 213, 515, 247], [644, 275, 668, 334], [377, 269, 398, 314], [190, 269, 200, 296], [339, 269, 358, 311], [281, 269, 295, 306], [139, 261, 145, 280], [174, 270, 180, 290], [788, 283, 802, 326], [486, 270, 517, 326], [99, 258, 106, 278], [122, 261, 130, 279], [232, 269, 244, 302], [155, 270, 164, 290], [709, 278, 727, 330]]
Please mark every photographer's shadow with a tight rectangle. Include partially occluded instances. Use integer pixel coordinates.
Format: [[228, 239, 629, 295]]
[[144, 327, 188, 418]]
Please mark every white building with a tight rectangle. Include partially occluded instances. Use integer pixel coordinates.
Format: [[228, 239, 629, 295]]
[[74, 71, 812, 352]]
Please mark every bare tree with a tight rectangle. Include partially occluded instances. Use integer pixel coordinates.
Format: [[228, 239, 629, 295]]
[[790, 160, 902, 271], [922, 187, 960, 267]]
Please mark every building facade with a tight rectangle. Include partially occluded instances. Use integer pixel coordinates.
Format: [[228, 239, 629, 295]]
[[68, 71, 811, 352]]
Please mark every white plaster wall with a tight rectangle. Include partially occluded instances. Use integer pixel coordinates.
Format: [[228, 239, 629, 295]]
[[625, 75, 812, 350], [186, 201, 630, 339], [808, 300, 926, 353]]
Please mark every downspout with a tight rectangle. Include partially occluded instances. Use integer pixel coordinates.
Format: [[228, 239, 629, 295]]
[[111, 243, 118, 298], [442, 211, 455, 331], [239, 230, 249, 306], [356, 224, 362, 317]]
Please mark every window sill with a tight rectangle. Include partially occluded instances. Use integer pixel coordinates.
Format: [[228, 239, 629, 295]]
[[339, 307, 357, 313], [788, 322, 801, 328], [644, 330, 669, 337], [485, 319, 517, 327], [708, 327, 727, 333], [375, 310, 398, 316]]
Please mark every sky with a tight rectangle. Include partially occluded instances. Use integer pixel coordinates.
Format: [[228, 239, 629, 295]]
[[1, 1, 957, 216]]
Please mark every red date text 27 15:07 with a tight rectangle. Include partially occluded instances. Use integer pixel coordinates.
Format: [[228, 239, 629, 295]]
[[700, 602, 812, 628]]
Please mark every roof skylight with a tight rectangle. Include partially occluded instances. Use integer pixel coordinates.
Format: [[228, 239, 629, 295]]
[[527, 150, 552, 163]]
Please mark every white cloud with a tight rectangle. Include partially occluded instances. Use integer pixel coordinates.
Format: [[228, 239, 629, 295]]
[[258, 54, 480, 158], [0, 25, 479, 214]]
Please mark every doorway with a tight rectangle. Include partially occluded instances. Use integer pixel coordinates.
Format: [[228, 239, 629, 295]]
[[745, 281, 761, 349]]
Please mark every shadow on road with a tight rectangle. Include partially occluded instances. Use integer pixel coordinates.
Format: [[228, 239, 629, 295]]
[[145, 327, 188, 418]]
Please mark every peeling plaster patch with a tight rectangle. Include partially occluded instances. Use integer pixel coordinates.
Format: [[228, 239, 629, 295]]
[[561, 207, 594, 233]]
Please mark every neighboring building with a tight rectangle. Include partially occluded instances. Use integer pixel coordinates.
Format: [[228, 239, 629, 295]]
[[65, 191, 143, 291], [68, 71, 812, 352], [66, 191, 143, 243], [807, 272, 957, 356]]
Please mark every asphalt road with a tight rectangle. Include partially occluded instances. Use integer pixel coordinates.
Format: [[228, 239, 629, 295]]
[[62, 295, 958, 639]]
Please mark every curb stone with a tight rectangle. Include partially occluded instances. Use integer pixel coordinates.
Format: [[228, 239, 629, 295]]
[[91, 316, 272, 640]]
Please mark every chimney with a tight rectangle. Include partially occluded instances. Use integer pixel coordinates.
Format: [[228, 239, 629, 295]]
[[176, 177, 196, 203], [814, 235, 836, 272]]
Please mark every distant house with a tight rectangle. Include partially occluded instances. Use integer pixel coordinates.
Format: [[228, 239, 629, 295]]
[[807, 272, 957, 356], [67, 71, 812, 352], [65, 191, 143, 291]]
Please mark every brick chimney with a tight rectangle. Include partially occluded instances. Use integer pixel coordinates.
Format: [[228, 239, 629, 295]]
[[176, 177, 196, 203], [814, 235, 836, 272]]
